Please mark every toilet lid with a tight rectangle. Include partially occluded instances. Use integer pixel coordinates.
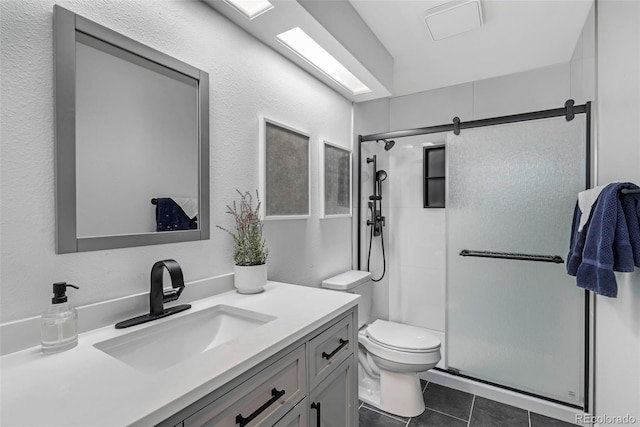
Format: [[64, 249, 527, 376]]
[[366, 320, 440, 352]]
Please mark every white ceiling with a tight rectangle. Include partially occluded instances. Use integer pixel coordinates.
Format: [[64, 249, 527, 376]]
[[207, 0, 594, 100], [349, 0, 594, 97]]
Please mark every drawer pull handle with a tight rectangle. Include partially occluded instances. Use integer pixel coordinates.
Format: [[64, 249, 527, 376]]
[[322, 338, 349, 360], [311, 401, 321, 426], [235, 387, 285, 427]]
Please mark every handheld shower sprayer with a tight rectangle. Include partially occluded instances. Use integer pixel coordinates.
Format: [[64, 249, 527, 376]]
[[375, 170, 387, 198]]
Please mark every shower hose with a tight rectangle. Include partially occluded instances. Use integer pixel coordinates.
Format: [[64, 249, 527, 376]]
[[367, 203, 386, 282]]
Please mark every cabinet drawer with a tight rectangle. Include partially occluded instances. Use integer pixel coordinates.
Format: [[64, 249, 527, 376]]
[[308, 313, 354, 390], [184, 345, 306, 427], [273, 398, 308, 427]]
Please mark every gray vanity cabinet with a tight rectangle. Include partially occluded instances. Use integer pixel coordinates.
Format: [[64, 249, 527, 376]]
[[160, 307, 357, 427], [309, 358, 355, 427]]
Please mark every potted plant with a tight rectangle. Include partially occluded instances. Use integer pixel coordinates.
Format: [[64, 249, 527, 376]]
[[217, 190, 268, 294]]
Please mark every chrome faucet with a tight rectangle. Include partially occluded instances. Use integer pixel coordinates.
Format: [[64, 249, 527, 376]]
[[115, 259, 191, 329]]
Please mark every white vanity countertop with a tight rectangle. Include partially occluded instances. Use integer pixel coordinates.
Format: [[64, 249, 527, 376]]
[[0, 282, 359, 426]]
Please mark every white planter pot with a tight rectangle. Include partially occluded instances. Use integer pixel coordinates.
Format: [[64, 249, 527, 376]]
[[234, 264, 267, 294]]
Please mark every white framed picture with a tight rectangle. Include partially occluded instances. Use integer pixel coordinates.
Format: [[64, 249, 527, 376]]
[[319, 140, 352, 218], [258, 117, 311, 220]]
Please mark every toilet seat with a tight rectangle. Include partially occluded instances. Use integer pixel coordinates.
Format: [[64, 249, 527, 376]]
[[366, 320, 440, 353], [358, 321, 441, 368]]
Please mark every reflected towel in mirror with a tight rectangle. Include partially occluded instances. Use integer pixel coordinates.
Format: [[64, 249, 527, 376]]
[[155, 198, 198, 232]]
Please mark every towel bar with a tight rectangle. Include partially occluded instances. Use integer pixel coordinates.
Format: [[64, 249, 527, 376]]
[[460, 250, 564, 263], [620, 188, 640, 195]]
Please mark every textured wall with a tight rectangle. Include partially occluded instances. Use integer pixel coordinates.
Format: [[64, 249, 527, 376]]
[[594, 0, 640, 422], [0, 0, 352, 322]]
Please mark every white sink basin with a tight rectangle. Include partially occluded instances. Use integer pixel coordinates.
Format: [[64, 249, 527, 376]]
[[94, 305, 276, 373]]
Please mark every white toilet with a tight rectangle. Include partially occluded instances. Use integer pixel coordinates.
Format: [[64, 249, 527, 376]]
[[322, 270, 441, 418]]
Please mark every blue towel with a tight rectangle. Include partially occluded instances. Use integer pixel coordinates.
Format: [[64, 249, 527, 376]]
[[567, 182, 640, 297], [155, 198, 198, 232], [622, 191, 640, 265]]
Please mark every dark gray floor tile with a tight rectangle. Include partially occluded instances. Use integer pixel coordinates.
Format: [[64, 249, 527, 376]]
[[423, 382, 474, 421], [363, 403, 410, 422], [410, 409, 467, 427], [359, 406, 407, 427], [469, 396, 528, 427], [530, 412, 579, 426], [420, 379, 428, 391]]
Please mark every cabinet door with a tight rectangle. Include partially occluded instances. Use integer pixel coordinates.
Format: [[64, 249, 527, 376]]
[[274, 398, 309, 427], [309, 356, 357, 427]]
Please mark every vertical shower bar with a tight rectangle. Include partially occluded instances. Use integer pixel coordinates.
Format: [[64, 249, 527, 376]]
[[371, 155, 377, 197], [357, 135, 362, 270]]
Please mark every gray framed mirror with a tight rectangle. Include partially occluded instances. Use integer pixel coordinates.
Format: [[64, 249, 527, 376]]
[[54, 5, 209, 253]]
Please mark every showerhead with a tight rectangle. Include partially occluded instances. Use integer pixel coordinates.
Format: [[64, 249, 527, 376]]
[[376, 170, 387, 182], [376, 139, 396, 151]]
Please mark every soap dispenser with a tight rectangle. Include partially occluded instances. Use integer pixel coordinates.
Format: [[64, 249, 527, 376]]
[[41, 282, 80, 354]]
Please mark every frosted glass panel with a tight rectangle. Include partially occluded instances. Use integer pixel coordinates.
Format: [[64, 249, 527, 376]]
[[323, 143, 351, 216], [446, 116, 586, 406], [264, 121, 309, 217]]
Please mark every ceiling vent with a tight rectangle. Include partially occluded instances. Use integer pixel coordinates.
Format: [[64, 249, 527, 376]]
[[424, 0, 483, 41]]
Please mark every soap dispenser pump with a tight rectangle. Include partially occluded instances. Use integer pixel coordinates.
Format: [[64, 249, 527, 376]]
[[41, 282, 80, 354]]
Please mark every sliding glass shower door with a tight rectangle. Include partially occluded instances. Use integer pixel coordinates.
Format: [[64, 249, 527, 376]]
[[446, 115, 587, 407]]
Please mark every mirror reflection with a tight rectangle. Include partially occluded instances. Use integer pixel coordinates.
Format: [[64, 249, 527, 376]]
[[75, 34, 199, 238]]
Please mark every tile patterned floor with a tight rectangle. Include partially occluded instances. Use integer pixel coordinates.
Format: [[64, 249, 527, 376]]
[[358, 381, 579, 427]]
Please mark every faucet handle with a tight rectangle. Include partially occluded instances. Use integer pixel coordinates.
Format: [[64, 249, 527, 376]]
[[162, 286, 185, 303]]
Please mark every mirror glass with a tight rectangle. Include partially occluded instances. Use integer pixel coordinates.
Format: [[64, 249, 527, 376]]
[[54, 6, 209, 253], [75, 35, 199, 237]]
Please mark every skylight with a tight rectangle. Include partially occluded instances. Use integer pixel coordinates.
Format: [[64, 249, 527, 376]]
[[276, 27, 371, 95], [222, 0, 274, 20]]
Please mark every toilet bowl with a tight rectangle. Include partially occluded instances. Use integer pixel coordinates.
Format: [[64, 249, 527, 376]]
[[322, 270, 442, 418]]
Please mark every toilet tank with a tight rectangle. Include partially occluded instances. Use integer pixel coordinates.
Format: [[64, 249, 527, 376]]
[[321, 270, 372, 328]]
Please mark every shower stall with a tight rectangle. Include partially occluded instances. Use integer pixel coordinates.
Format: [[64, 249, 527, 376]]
[[357, 101, 591, 410]]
